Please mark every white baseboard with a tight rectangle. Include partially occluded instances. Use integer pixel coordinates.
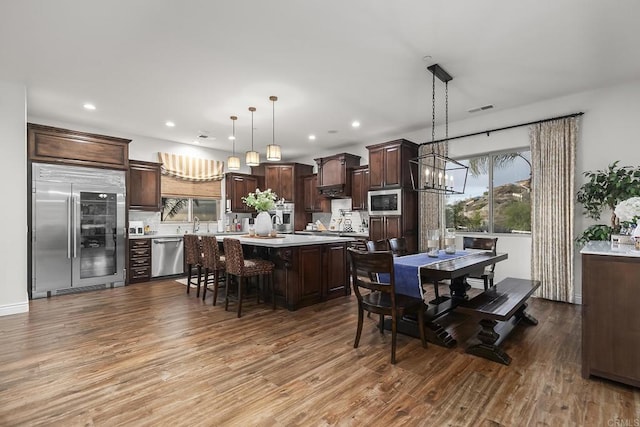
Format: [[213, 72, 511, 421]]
[[0, 301, 29, 317]]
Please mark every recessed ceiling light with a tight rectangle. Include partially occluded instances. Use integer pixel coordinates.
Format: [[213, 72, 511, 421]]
[[308, 135, 316, 141], [165, 121, 175, 127], [351, 121, 360, 128], [83, 103, 96, 110]]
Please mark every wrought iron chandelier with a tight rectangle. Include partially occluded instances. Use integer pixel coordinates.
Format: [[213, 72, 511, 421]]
[[410, 63, 469, 194]]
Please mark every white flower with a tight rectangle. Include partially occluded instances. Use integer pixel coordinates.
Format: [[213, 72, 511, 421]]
[[614, 197, 640, 223]]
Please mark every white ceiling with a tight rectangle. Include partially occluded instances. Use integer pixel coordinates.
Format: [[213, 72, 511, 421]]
[[2, 1, 640, 159]]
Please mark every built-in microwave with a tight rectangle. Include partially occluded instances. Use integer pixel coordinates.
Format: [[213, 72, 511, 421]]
[[368, 189, 402, 216]]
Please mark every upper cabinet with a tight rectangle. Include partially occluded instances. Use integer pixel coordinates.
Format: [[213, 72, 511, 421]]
[[367, 139, 418, 190], [251, 163, 313, 204], [303, 174, 331, 213], [129, 160, 161, 211], [28, 123, 130, 170], [314, 153, 361, 197], [351, 166, 369, 211], [225, 173, 260, 213]]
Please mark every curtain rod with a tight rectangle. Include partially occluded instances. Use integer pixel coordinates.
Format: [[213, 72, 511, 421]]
[[420, 112, 584, 146]]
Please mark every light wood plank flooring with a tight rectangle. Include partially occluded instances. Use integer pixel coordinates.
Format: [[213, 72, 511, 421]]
[[0, 280, 638, 426]]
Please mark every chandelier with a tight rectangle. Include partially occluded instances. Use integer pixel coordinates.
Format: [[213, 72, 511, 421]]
[[410, 63, 469, 194]]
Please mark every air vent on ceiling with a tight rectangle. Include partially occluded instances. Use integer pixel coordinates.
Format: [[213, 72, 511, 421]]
[[468, 104, 494, 113]]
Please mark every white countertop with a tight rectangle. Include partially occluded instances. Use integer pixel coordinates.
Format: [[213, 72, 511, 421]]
[[132, 232, 353, 247], [580, 240, 640, 257], [214, 233, 354, 247]]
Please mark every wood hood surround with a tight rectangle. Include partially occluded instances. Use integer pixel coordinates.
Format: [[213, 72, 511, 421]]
[[314, 153, 361, 198]]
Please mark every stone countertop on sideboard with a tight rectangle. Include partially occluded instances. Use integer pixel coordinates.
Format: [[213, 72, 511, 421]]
[[580, 240, 640, 257]]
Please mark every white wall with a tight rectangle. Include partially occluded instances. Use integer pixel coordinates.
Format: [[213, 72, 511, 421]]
[[0, 80, 28, 316]]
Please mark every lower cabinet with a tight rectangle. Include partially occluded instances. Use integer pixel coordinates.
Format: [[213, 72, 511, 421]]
[[582, 253, 640, 387], [128, 238, 151, 283], [270, 242, 349, 310], [369, 216, 401, 242]]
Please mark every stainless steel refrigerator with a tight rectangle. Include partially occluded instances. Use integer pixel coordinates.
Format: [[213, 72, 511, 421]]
[[31, 163, 126, 298]]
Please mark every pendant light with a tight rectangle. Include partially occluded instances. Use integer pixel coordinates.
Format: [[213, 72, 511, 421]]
[[245, 106, 260, 167], [227, 115, 240, 171], [410, 63, 468, 194], [266, 95, 282, 161]]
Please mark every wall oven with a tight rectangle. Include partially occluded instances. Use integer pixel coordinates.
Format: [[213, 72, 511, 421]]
[[368, 189, 402, 216]]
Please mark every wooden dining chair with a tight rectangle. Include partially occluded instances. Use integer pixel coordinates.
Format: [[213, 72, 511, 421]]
[[183, 234, 203, 297], [347, 248, 426, 364], [222, 238, 275, 318], [463, 237, 498, 291], [366, 239, 390, 252], [200, 235, 226, 306], [388, 237, 408, 257]]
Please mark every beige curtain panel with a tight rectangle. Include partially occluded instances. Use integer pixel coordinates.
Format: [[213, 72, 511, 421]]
[[158, 152, 224, 181], [530, 117, 578, 303], [418, 142, 448, 252]]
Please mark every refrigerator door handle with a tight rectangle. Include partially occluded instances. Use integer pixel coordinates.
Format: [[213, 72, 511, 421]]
[[67, 196, 72, 259], [72, 196, 77, 258]]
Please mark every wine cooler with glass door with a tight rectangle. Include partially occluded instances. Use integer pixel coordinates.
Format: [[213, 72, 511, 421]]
[[31, 163, 126, 298]]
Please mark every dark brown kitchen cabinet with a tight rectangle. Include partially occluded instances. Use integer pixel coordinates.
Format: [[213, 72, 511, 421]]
[[225, 173, 260, 213], [271, 242, 349, 310], [314, 153, 361, 197], [251, 163, 312, 204], [369, 216, 402, 242], [128, 238, 151, 283], [582, 253, 640, 387], [303, 174, 330, 213], [367, 139, 418, 190], [28, 123, 130, 170], [351, 166, 369, 210], [129, 160, 161, 211]]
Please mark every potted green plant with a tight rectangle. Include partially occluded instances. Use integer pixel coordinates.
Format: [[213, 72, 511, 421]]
[[576, 161, 640, 244]]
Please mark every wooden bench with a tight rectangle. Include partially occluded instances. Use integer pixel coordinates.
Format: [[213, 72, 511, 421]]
[[457, 277, 541, 365]]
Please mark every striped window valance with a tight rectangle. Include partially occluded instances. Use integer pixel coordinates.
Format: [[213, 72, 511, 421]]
[[158, 152, 224, 181]]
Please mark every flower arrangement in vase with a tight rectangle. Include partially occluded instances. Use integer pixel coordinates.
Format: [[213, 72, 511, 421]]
[[614, 196, 640, 247], [242, 188, 278, 236]]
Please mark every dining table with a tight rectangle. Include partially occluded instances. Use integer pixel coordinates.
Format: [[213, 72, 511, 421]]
[[384, 249, 509, 347]]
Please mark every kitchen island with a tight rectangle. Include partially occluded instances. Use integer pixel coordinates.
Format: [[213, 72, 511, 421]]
[[211, 233, 355, 311]]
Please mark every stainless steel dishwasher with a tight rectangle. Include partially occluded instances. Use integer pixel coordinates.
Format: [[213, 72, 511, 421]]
[[151, 237, 184, 277]]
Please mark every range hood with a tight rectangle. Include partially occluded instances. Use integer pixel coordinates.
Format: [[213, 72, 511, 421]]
[[317, 184, 350, 198], [315, 153, 361, 199]]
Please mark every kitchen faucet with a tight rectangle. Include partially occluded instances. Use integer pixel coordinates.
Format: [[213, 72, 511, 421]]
[[272, 215, 283, 226], [193, 216, 200, 233]]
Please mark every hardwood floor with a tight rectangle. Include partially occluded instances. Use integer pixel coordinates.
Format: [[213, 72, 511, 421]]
[[0, 280, 638, 426]]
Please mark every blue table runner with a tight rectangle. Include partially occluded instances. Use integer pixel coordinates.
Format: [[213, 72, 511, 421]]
[[379, 250, 469, 299]]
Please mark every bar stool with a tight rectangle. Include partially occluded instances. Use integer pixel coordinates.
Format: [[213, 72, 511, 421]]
[[201, 235, 226, 306], [222, 238, 275, 318], [183, 234, 203, 297]]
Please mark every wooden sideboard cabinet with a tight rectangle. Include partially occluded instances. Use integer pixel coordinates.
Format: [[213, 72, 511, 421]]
[[28, 123, 130, 170], [129, 160, 161, 211], [582, 252, 640, 387]]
